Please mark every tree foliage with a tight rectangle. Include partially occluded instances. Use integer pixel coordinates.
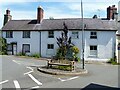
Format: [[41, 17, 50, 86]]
[[0, 37, 7, 55], [56, 22, 80, 60]]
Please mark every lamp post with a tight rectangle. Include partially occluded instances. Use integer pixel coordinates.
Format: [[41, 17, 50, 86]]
[[81, 0, 85, 69]]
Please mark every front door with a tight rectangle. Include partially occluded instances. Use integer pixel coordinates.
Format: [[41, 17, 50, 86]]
[[13, 44, 17, 55]]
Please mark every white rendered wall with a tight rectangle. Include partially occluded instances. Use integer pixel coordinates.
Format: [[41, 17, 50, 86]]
[[2, 30, 116, 61], [84, 31, 116, 62], [41, 30, 116, 61], [2, 31, 40, 55]]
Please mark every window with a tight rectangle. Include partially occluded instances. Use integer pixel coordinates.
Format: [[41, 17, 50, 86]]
[[90, 45, 97, 56], [47, 44, 54, 49], [22, 44, 30, 53], [6, 31, 13, 38], [72, 31, 79, 39], [23, 31, 30, 38], [48, 31, 54, 38], [90, 31, 97, 39], [7, 44, 12, 51]]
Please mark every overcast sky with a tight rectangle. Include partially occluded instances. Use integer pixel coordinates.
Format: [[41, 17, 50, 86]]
[[0, 0, 119, 28]]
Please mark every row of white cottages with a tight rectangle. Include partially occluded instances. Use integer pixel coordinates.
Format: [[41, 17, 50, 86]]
[[1, 7, 117, 62]]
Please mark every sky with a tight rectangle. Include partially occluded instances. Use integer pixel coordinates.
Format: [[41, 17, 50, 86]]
[[0, 0, 119, 29]]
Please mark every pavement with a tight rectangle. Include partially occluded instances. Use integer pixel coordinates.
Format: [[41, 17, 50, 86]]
[[0, 55, 119, 89]]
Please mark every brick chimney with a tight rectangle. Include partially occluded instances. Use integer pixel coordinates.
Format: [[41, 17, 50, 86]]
[[37, 6, 44, 23], [3, 9, 12, 26], [107, 5, 117, 20]]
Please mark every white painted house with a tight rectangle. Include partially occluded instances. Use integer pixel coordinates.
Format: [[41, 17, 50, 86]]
[[2, 6, 117, 62], [116, 1, 120, 63]]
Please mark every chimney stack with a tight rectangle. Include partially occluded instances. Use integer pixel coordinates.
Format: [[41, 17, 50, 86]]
[[107, 5, 117, 20], [37, 6, 44, 23], [3, 9, 12, 26]]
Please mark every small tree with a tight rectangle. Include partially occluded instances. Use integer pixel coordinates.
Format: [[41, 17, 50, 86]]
[[56, 22, 80, 60], [0, 37, 7, 55]]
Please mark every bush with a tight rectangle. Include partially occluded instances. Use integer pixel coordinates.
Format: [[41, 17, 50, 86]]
[[107, 58, 118, 65], [30, 53, 41, 58], [75, 57, 80, 62], [0, 38, 7, 55], [71, 46, 79, 54], [56, 48, 64, 59], [53, 66, 71, 71], [16, 52, 26, 56]]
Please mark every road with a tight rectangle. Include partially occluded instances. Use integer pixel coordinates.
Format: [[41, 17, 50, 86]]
[[0, 55, 119, 89]]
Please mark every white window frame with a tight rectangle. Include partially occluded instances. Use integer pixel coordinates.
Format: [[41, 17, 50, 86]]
[[90, 45, 97, 56], [72, 31, 79, 39], [23, 31, 30, 38], [22, 44, 30, 53], [48, 31, 54, 38], [90, 31, 97, 39], [47, 44, 54, 49], [6, 31, 13, 38]]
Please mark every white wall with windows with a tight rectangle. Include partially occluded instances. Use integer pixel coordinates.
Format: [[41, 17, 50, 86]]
[[2, 30, 116, 61], [2, 31, 40, 55], [85, 31, 116, 61]]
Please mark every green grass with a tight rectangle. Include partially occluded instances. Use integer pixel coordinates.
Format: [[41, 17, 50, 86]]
[[107, 58, 120, 65], [30, 53, 41, 58]]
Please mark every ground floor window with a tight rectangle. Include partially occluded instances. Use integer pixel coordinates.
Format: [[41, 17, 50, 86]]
[[22, 44, 30, 53], [47, 44, 54, 49], [7, 44, 12, 51], [90, 45, 97, 56]]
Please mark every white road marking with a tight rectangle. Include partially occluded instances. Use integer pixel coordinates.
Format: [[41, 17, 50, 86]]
[[24, 71, 33, 75], [0, 80, 9, 85], [13, 80, 21, 88], [58, 76, 79, 82], [13, 60, 21, 65], [26, 67, 33, 71], [24, 67, 33, 75], [28, 74, 42, 86], [31, 86, 40, 89]]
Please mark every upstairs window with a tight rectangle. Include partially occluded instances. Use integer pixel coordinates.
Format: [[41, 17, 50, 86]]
[[6, 31, 13, 38], [90, 31, 97, 39], [48, 31, 54, 38], [72, 31, 79, 39], [47, 44, 54, 49], [23, 31, 30, 38]]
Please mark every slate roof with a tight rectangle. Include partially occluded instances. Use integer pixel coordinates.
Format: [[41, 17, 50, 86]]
[[2, 18, 117, 31]]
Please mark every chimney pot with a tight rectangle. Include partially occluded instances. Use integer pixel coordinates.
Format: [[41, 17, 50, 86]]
[[6, 9, 10, 15]]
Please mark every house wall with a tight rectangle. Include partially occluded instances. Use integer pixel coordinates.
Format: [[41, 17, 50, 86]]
[[2, 31, 40, 55], [118, 1, 120, 21], [41, 30, 116, 62], [2, 30, 116, 61], [41, 31, 61, 57], [85, 31, 116, 61]]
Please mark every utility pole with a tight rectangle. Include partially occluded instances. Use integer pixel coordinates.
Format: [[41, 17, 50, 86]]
[[81, 0, 85, 69]]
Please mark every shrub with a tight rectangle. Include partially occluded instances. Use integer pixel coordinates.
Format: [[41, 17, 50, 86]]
[[30, 53, 41, 58], [107, 58, 118, 65], [71, 46, 79, 54], [56, 48, 64, 59], [16, 52, 26, 56], [75, 57, 80, 62], [0, 38, 7, 55], [53, 66, 71, 71]]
